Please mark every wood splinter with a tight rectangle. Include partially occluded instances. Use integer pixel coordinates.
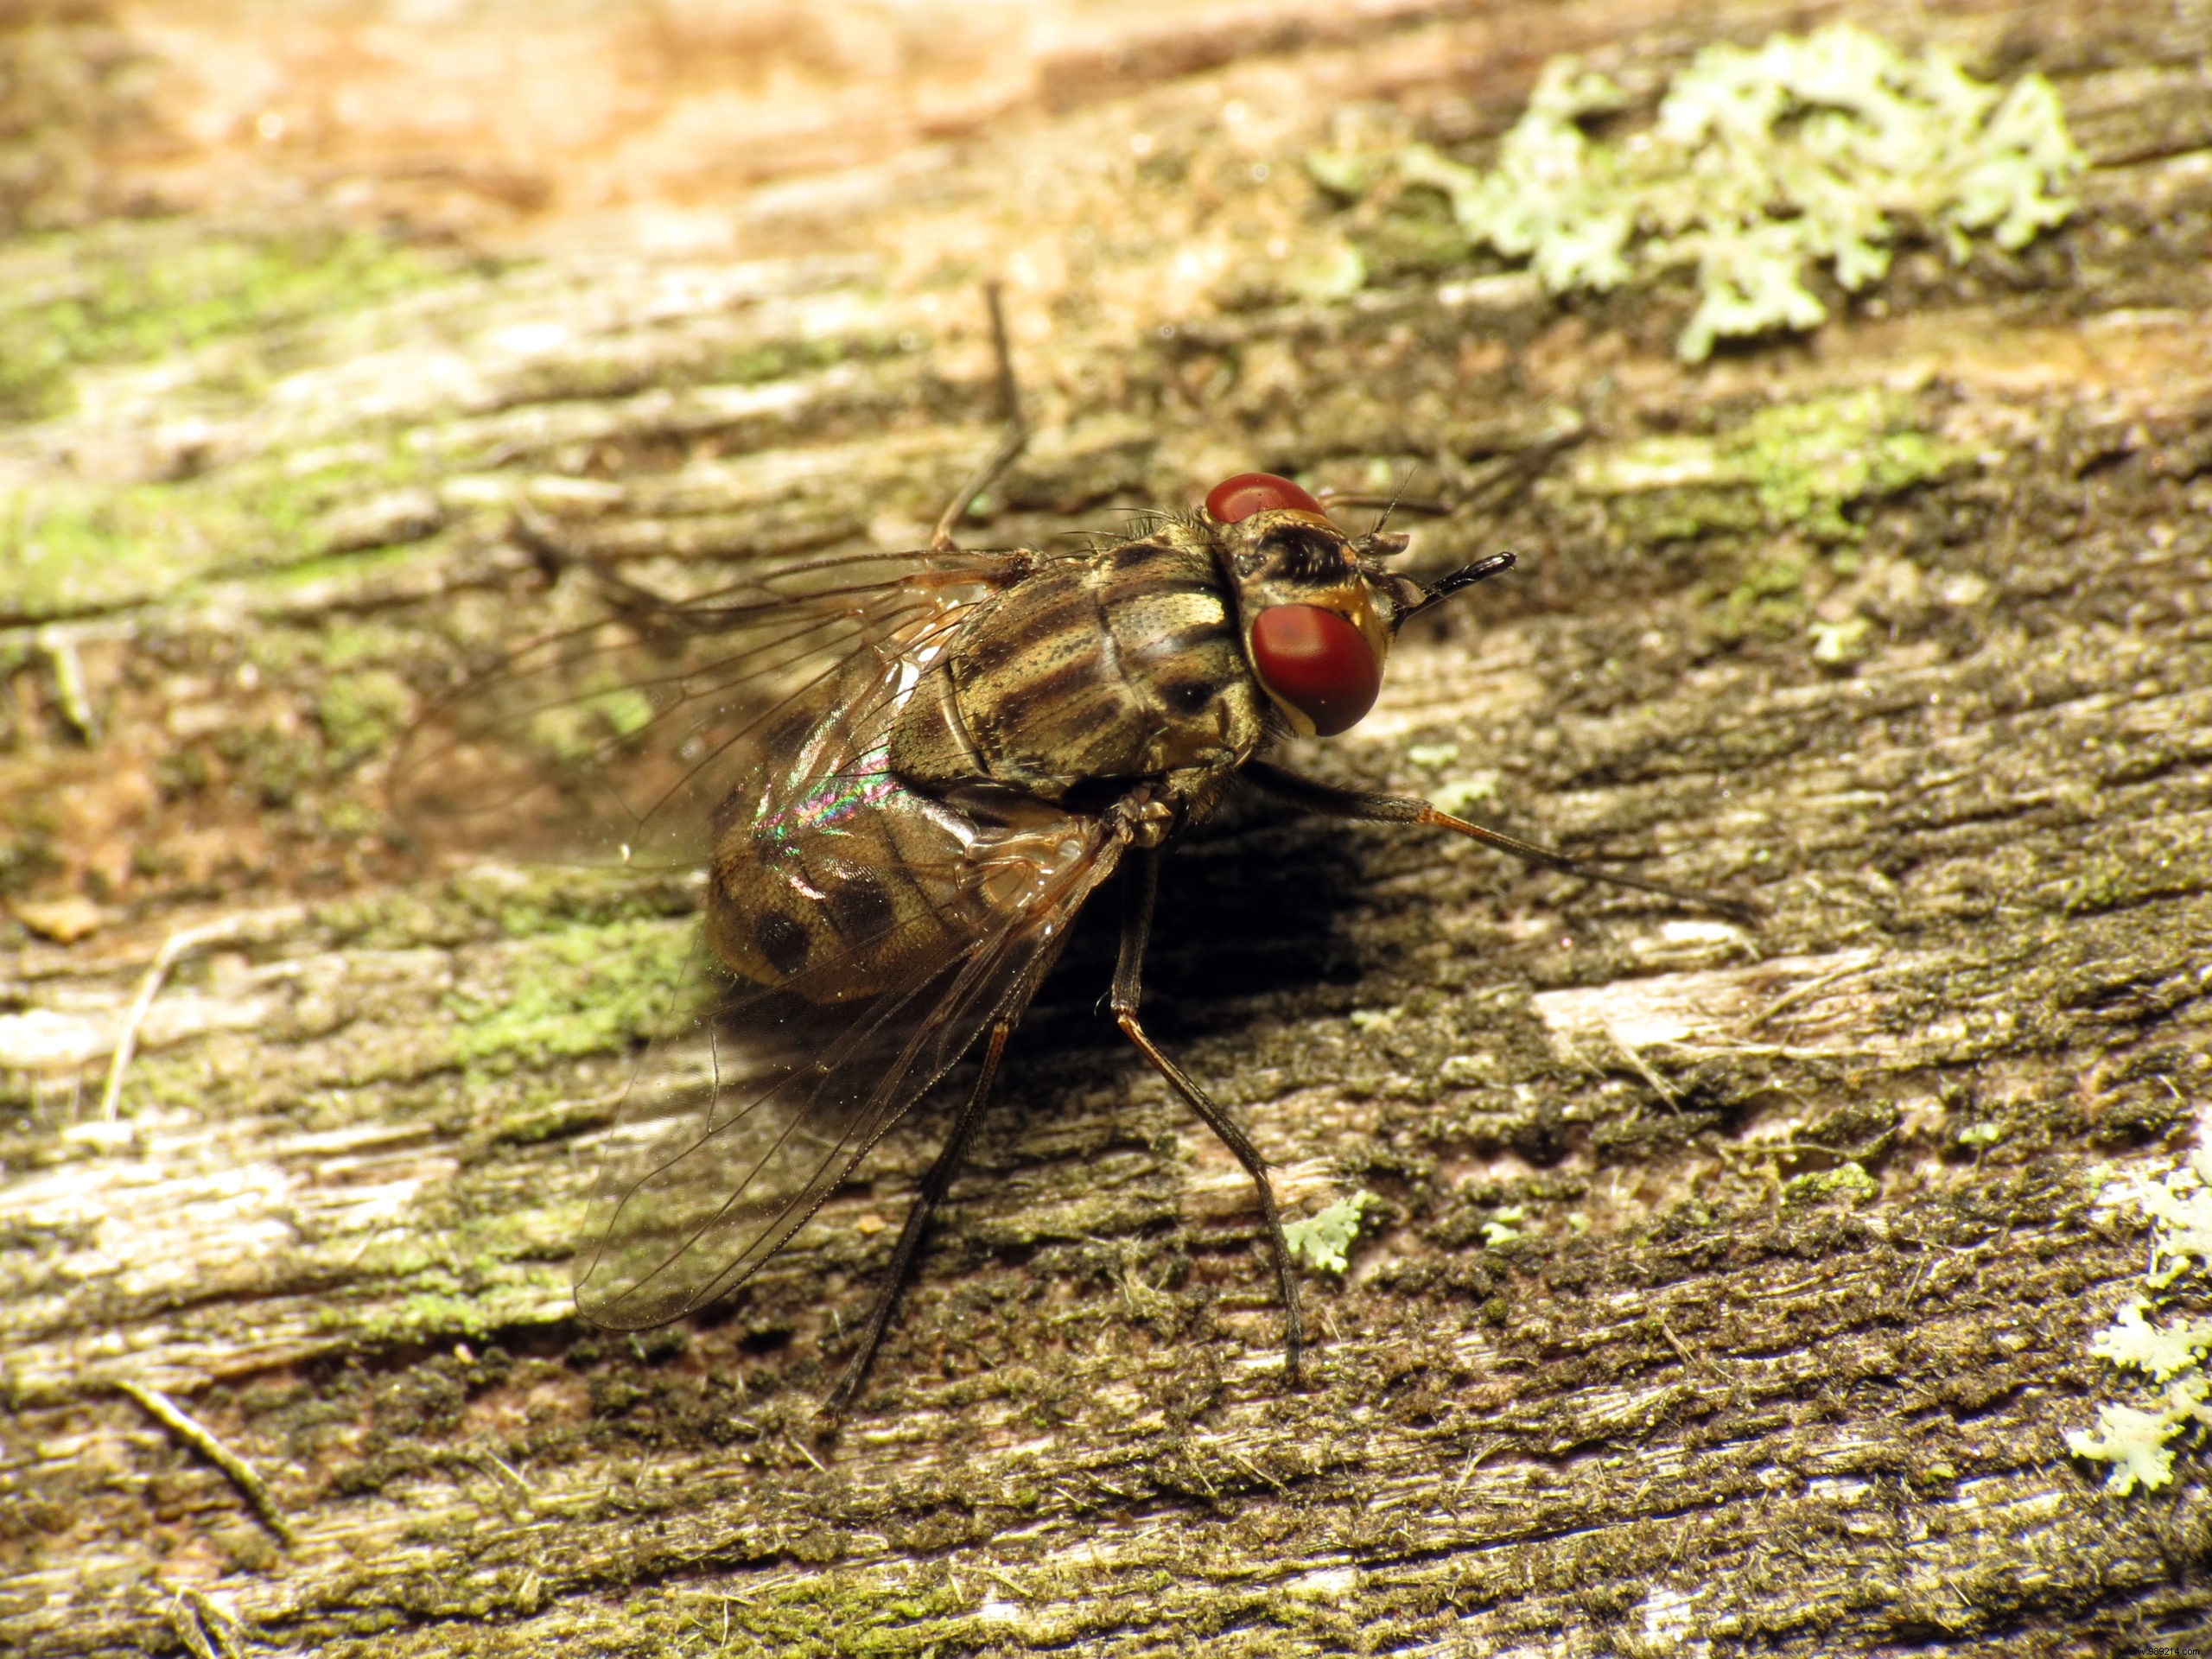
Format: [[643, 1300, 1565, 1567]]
[[115, 1379, 295, 1548]]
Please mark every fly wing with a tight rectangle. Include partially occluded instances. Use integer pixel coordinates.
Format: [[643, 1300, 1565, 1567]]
[[391, 546, 1023, 868], [392, 535, 1110, 1327], [573, 811, 1124, 1329]]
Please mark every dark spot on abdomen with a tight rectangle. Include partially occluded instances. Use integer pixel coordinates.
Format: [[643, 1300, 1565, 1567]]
[[755, 911, 811, 976], [821, 860, 898, 941]]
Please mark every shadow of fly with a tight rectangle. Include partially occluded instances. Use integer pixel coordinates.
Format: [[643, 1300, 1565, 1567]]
[[393, 287, 1754, 1414]]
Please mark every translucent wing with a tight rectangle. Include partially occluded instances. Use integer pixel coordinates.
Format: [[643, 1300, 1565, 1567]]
[[391, 545, 1024, 868], [574, 810, 1123, 1328], [393, 532, 1124, 1327]]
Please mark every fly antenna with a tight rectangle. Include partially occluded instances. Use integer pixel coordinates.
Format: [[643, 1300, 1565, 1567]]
[[1370, 466, 1418, 537], [1316, 474, 1446, 527], [1404, 550, 1516, 619]]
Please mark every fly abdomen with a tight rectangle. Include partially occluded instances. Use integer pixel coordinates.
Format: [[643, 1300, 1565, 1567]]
[[888, 526, 1266, 801], [708, 709, 988, 1001]]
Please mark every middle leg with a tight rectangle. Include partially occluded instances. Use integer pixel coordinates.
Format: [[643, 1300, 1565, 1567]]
[[821, 1015, 1013, 1416], [1111, 849, 1305, 1382]]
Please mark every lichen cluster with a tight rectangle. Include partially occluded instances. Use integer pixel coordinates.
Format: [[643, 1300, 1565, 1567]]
[[2067, 1150, 2212, 1494], [1311, 22, 2083, 359], [1282, 1190, 1377, 1274]]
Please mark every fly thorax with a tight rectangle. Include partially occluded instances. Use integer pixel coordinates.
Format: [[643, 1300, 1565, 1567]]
[[889, 541, 1259, 801]]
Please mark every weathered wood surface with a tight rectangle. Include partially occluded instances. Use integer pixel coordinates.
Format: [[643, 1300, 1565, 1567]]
[[3, 2, 2211, 1653]]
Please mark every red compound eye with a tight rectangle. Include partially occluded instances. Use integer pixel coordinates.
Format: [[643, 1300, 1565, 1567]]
[[1205, 472, 1324, 523], [1249, 605, 1380, 736]]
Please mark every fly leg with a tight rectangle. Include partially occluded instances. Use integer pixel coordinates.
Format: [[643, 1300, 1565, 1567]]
[[1111, 849, 1306, 1383], [930, 281, 1028, 552], [1244, 760, 1763, 925], [820, 1017, 1014, 1418]]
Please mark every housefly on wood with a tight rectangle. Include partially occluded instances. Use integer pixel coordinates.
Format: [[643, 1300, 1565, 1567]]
[[395, 287, 1751, 1413]]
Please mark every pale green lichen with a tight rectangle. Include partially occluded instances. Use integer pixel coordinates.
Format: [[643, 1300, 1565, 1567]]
[[1782, 1160, 1878, 1207], [1314, 22, 2083, 360], [2090, 1298, 2212, 1382], [2068, 1379, 2212, 1497], [2067, 1150, 2212, 1494], [1480, 1204, 1526, 1248], [1283, 1191, 1378, 1274], [1428, 772, 1500, 816]]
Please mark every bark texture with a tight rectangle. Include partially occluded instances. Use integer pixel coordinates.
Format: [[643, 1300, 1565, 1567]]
[[3, 3, 2212, 1655]]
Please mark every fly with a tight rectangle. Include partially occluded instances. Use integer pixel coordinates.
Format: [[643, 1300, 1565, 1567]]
[[395, 286, 1752, 1413]]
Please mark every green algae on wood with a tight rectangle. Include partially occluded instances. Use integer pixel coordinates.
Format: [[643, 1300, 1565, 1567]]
[[0, 459, 436, 622], [1572, 388, 1966, 547]]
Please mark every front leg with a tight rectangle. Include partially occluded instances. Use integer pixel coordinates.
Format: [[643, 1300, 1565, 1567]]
[[1244, 760, 1760, 924]]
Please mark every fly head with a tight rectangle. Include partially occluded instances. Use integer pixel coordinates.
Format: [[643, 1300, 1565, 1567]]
[[1204, 473, 1431, 737]]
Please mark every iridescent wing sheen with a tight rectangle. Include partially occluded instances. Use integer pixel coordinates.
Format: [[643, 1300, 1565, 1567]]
[[390, 546, 1025, 868], [573, 810, 1123, 1330]]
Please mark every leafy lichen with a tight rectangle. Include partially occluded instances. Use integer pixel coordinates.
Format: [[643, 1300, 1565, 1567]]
[[2067, 1150, 2212, 1494], [1283, 1191, 1377, 1275], [1313, 22, 2083, 359], [1479, 1204, 1526, 1248]]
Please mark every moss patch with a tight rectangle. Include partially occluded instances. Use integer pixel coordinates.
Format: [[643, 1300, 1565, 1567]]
[[1574, 387, 1973, 601], [0, 221, 437, 420], [343, 1265, 576, 1346], [699, 1571, 973, 1657], [1, 454, 430, 621], [318, 669, 415, 769], [444, 916, 696, 1074]]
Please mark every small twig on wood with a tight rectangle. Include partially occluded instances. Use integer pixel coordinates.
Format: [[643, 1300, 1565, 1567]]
[[116, 1380, 295, 1548], [163, 1592, 220, 1659], [1605, 1023, 1681, 1109], [35, 624, 99, 742], [176, 1587, 247, 1659], [99, 905, 308, 1122], [1224, 1445, 1287, 1493], [1743, 960, 1871, 1033], [1448, 1436, 1506, 1497], [475, 1445, 535, 1498], [1655, 1317, 1727, 1382]]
